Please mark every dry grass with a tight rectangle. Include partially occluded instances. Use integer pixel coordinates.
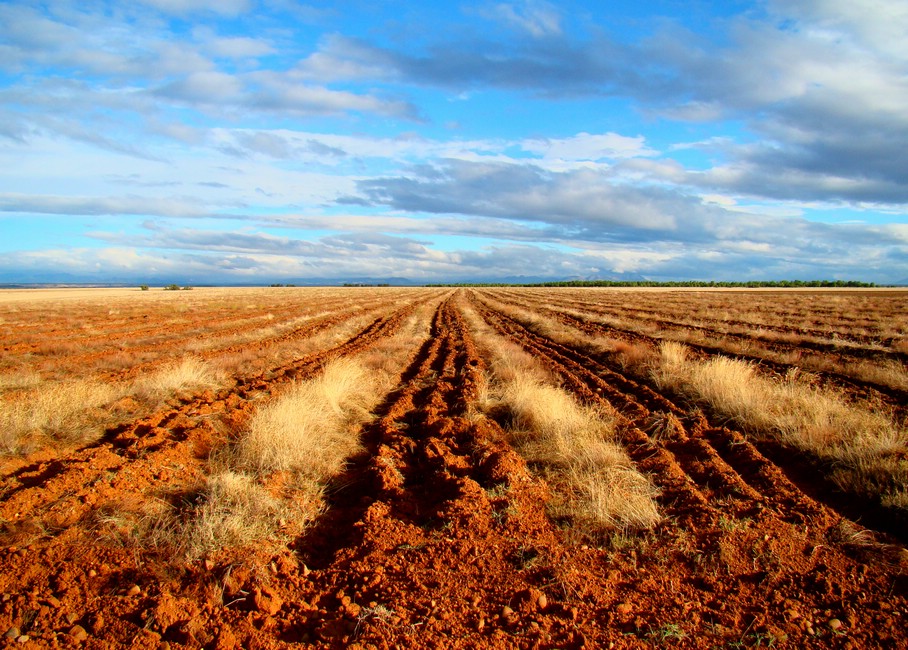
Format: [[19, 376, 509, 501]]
[[462, 300, 660, 533], [234, 359, 376, 476], [94, 474, 311, 558], [0, 379, 125, 453], [501, 375, 661, 530], [0, 369, 42, 392], [482, 288, 908, 391], [155, 300, 439, 557], [651, 341, 907, 509], [141, 359, 379, 557], [132, 357, 221, 398], [180, 472, 308, 558]]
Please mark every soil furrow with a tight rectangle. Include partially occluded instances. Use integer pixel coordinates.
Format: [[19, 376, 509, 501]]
[[471, 292, 854, 537], [479, 290, 908, 543], [0, 302, 422, 533], [513, 292, 908, 405], [0, 287, 905, 649], [469, 292, 720, 525], [285, 297, 618, 647]]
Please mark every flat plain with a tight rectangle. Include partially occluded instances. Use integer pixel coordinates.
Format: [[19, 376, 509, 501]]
[[0, 286, 905, 648]]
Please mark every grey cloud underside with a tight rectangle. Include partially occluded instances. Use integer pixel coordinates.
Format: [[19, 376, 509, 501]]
[[309, 23, 908, 205], [347, 160, 690, 233], [343, 159, 907, 250], [89, 227, 440, 261], [0, 194, 209, 218], [8, 224, 900, 284]]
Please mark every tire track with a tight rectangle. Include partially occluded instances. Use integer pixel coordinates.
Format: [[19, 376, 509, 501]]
[[0, 300, 428, 538], [470, 291, 840, 535], [288, 296, 616, 647], [495, 289, 908, 405]]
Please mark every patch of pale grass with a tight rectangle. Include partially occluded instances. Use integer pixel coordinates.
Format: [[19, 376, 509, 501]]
[[133, 357, 220, 398], [149, 304, 436, 558], [461, 298, 660, 532], [651, 342, 907, 510], [502, 375, 660, 531], [0, 369, 42, 392], [99, 473, 316, 558], [839, 358, 908, 392], [0, 379, 124, 453], [502, 377, 612, 451], [183, 472, 310, 558], [235, 358, 376, 476]]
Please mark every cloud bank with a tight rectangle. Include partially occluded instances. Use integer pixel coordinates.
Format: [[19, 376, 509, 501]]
[[0, 0, 906, 284]]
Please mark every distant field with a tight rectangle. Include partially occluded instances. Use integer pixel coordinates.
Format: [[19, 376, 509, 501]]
[[0, 287, 905, 647]]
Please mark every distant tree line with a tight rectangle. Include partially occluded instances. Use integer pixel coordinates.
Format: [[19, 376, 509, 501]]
[[426, 280, 879, 288]]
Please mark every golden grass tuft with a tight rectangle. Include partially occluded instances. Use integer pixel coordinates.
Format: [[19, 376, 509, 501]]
[[182, 472, 308, 558], [0, 379, 124, 453], [0, 369, 42, 392], [234, 358, 376, 476], [461, 298, 660, 533], [650, 341, 907, 510], [161, 305, 437, 557], [133, 357, 220, 398], [500, 374, 661, 531]]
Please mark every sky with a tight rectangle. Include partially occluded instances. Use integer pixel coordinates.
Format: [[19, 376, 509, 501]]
[[1, 0, 907, 285]]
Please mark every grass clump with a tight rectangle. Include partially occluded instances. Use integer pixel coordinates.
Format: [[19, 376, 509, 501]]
[[462, 299, 660, 533], [0, 379, 124, 453], [234, 358, 375, 476], [500, 374, 661, 531], [651, 341, 907, 512], [133, 303, 436, 558], [181, 472, 303, 558], [133, 357, 220, 398], [175, 358, 376, 556]]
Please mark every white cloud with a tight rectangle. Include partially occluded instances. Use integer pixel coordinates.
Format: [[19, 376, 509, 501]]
[[521, 132, 656, 161], [195, 29, 274, 59], [159, 71, 243, 102], [0, 193, 209, 218], [139, 0, 251, 16], [478, 1, 563, 37], [1, 1, 906, 284], [772, 0, 908, 61]]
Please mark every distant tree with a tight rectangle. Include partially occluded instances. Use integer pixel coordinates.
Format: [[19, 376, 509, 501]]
[[164, 284, 180, 291], [139, 284, 149, 291]]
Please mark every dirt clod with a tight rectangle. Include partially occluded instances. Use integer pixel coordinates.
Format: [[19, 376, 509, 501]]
[[253, 587, 283, 616], [0, 288, 906, 649], [69, 625, 88, 642]]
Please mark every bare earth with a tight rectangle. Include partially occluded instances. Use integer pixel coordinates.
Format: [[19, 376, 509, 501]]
[[0, 287, 905, 648]]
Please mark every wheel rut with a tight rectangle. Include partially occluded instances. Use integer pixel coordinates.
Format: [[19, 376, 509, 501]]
[[470, 292, 846, 535], [0, 301, 423, 539], [287, 297, 621, 647]]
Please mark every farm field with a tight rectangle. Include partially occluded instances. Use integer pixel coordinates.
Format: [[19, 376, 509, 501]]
[[0, 286, 905, 648]]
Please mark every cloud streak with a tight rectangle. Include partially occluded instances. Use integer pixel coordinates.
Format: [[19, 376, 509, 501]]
[[0, 0, 906, 284]]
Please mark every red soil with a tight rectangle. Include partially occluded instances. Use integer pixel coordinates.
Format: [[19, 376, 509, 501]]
[[0, 289, 905, 648]]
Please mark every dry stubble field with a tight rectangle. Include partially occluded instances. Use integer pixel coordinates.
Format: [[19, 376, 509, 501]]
[[0, 286, 906, 649]]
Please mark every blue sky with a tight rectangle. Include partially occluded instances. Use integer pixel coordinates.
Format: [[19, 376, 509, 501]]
[[1, 0, 907, 284]]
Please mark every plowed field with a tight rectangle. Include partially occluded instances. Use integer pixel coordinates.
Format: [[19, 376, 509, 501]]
[[0, 287, 905, 648]]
